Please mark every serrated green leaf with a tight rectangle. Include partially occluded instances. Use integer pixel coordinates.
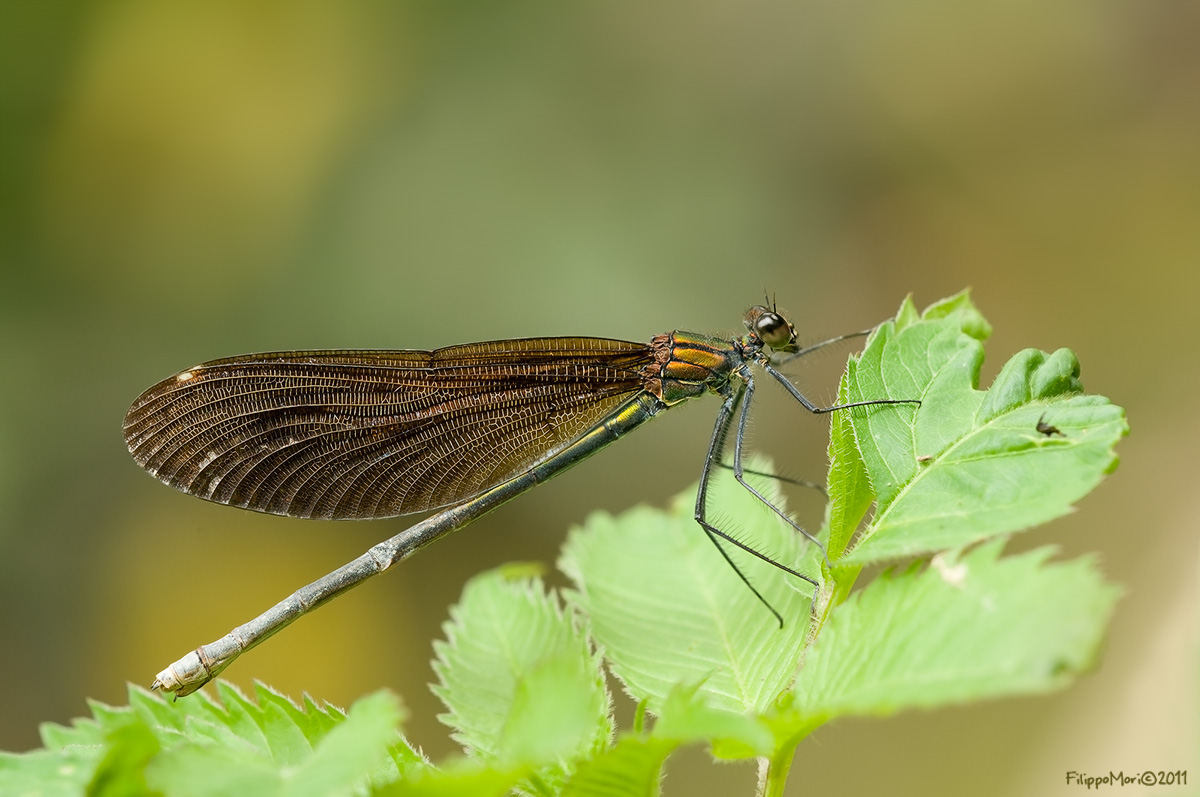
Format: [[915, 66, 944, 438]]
[[131, 686, 227, 741], [561, 736, 672, 797], [86, 701, 133, 735], [651, 685, 773, 760], [212, 681, 276, 757], [373, 759, 523, 797], [248, 687, 322, 767], [893, 294, 921, 330], [140, 689, 407, 797], [560, 460, 819, 716], [86, 720, 161, 797], [560, 684, 773, 797], [286, 691, 406, 797], [794, 541, 1121, 718], [7, 684, 415, 797], [838, 294, 1127, 564], [127, 687, 187, 736], [39, 715, 106, 750], [431, 569, 611, 792], [145, 743, 281, 797], [501, 650, 611, 768], [920, 289, 993, 338], [385, 735, 429, 776], [0, 748, 101, 797], [824, 374, 873, 561]]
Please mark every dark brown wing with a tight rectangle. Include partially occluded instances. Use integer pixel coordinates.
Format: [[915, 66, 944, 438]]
[[124, 337, 653, 519]]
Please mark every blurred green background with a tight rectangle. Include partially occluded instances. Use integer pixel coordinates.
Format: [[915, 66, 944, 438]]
[[1, 1, 1196, 794]]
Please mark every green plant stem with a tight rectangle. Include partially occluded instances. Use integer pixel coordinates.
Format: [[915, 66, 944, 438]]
[[757, 744, 796, 797]]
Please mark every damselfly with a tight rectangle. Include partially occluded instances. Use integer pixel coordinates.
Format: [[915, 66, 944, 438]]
[[125, 303, 917, 695]]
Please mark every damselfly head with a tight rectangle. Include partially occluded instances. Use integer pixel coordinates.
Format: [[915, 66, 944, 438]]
[[744, 305, 798, 352]]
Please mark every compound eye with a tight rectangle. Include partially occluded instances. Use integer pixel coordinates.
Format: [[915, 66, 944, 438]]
[[754, 312, 794, 348]]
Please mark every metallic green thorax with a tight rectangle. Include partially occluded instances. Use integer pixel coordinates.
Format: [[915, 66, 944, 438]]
[[644, 331, 742, 406]]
